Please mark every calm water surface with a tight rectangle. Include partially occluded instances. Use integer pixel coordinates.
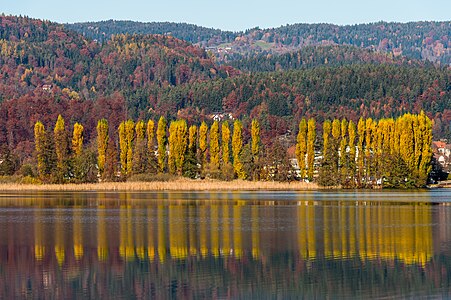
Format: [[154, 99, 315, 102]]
[[0, 189, 450, 299]]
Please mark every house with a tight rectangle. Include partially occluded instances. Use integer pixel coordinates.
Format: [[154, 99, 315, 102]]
[[42, 84, 52, 92]]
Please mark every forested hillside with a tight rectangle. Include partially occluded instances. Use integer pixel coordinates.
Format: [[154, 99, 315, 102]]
[[228, 45, 426, 73], [147, 64, 451, 140], [0, 15, 234, 160], [0, 15, 450, 170], [68, 20, 451, 64]]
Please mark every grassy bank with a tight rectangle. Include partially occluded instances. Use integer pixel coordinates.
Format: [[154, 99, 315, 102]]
[[0, 179, 319, 191]]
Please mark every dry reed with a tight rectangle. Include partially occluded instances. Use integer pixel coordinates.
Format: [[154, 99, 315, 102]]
[[0, 179, 319, 191]]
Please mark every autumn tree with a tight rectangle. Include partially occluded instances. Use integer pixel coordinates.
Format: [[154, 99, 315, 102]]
[[296, 118, 307, 179], [96, 119, 109, 179], [232, 120, 245, 179], [306, 118, 316, 181], [146, 119, 158, 173], [54, 115, 70, 182], [133, 120, 147, 174], [156, 116, 167, 173], [72, 123, 84, 157], [199, 121, 208, 175], [209, 121, 220, 172]]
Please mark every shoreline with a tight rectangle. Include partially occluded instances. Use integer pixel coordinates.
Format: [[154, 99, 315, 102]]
[[0, 179, 320, 192]]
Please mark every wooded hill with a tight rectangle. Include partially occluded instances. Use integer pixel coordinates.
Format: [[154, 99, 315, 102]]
[[0, 15, 450, 170], [68, 20, 451, 64]]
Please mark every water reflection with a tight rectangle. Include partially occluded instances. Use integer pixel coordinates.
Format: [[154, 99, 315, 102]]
[[0, 191, 449, 298]]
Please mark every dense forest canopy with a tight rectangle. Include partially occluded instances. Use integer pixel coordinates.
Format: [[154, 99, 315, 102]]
[[68, 20, 451, 64]]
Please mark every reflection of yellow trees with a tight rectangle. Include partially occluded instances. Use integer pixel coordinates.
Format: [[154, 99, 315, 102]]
[[97, 204, 108, 261], [55, 208, 65, 267], [28, 193, 434, 268], [251, 206, 259, 259], [73, 207, 84, 261], [34, 208, 45, 261]]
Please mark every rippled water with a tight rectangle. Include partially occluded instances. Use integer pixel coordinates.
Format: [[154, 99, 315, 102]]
[[0, 190, 450, 299]]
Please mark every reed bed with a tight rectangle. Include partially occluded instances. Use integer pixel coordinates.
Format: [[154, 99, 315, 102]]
[[0, 179, 319, 191]]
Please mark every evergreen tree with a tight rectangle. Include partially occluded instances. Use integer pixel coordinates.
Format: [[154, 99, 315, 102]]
[[184, 125, 198, 178]]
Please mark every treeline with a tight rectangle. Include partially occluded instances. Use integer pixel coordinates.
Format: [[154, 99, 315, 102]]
[[66, 20, 237, 46], [28, 113, 432, 188], [228, 45, 425, 73], [69, 19, 451, 64]]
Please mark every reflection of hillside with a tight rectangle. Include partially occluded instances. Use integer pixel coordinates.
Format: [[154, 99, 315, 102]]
[[0, 191, 449, 298]]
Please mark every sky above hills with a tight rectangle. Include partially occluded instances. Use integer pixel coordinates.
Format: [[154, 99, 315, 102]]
[[3, 0, 450, 31]]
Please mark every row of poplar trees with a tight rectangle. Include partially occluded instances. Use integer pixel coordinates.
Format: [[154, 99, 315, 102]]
[[34, 112, 433, 187], [34, 115, 266, 183], [296, 112, 433, 188]]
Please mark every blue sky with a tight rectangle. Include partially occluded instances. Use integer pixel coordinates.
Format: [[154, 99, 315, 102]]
[[2, 0, 450, 31]]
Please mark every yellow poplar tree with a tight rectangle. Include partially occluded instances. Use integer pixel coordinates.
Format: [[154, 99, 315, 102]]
[[296, 118, 307, 179], [72, 123, 84, 157], [133, 120, 146, 174], [156, 116, 167, 173], [209, 121, 220, 171], [232, 120, 245, 179], [199, 121, 208, 170], [348, 120, 356, 186], [96, 119, 109, 176], [221, 121, 231, 166], [54, 115, 68, 171], [357, 118, 365, 187], [306, 118, 316, 181]]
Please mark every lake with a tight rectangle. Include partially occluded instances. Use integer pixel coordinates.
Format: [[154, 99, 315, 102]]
[[0, 189, 450, 299]]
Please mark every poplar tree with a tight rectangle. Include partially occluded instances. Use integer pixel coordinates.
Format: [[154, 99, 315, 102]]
[[209, 121, 220, 171], [232, 120, 245, 179], [357, 118, 365, 187], [54, 115, 69, 182], [340, 119, 348, 185], [417, 111, 433, 185], [199, 121, 208, 173], [72, 123, 84, 157], [221, 121, 231, 166], [156, 116, 167, 173], [125, 120, 135, 176], [168, 120, 188, 175], [146, 120, 157, 173], [133, 120, 146, 174], [251, 119, 261, 179], [331, 118, 341, 174], [183, 125, 198, 178], [348, 120, 357, 187], [96, 119, 109, 178], [296, 118, 307, 179], [306, 118, 316, 181]]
